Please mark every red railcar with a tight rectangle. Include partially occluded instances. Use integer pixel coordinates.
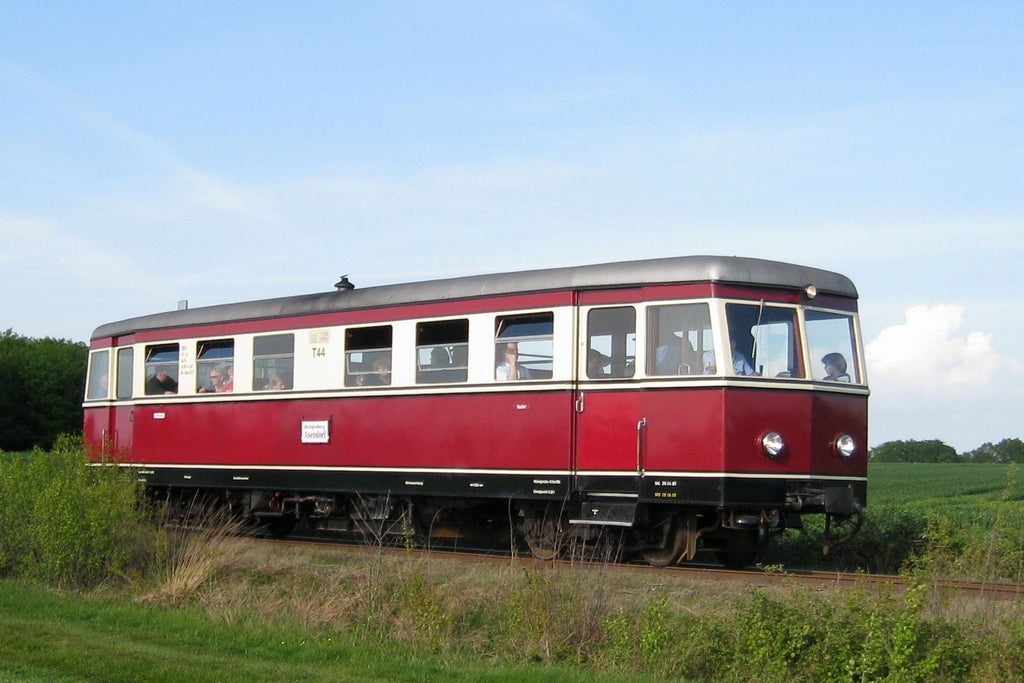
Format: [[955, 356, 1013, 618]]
[[83, 255, 867, 565]]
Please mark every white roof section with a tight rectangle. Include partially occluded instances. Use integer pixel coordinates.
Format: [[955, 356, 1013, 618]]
[[92, 255, 857, 340]]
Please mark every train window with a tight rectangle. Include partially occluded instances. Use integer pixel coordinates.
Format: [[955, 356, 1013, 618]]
[[494, 313, 554, 380], [587, 307, 635, 379], [86, 350, 110, 400], [725, 304, 802, 378], [806, 309, 859, 383], [345, 326, 392, 387], [253, 334, 295, 390], [416, 319, 469, 383], [196, 339, 235, 393], [116, 347, 134, 399], [647, 303, 713, 376], [144, 344, 179, 395]]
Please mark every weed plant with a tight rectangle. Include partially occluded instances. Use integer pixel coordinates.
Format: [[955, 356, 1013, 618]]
[[0, 434, 154, 587]]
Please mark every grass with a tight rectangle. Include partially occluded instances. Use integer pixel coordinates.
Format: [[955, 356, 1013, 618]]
[[3, 542, 1023, 683], [3, 445, 1024, 681], [0, 576, 664, 683]]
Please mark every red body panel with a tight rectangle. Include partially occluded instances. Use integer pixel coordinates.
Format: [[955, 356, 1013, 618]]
[[87, 385, 865, 480], [92, 391, 575, 472]]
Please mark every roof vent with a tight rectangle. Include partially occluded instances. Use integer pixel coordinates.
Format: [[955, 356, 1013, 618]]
[[334, 275, 355, 292]]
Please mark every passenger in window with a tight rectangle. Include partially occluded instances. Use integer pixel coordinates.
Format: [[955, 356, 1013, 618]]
[[264, 373, 286, 390], [199, 368, 223, 393], [368, 358, 391, 385], [146, 370, 178, 395], [221, 365, 234, 392], [655, 333, 682, 375], [731, 338, 758, 376], [430, 346, 451, 368], [587, 349, 609, 378], [656, 334, 699, 375], [200, 365, 232, 393], [822, 353, 852, 382], [496, 342, 531, 380]]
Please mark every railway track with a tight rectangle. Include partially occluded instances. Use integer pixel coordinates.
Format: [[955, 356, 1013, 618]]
[[239, 531, 1024, 601]]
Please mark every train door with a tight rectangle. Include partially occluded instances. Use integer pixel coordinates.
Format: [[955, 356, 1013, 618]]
[[84, 349, 113, 454], [640, 301, 722, 474], [111, 345, 135, 455], [573, 297, 642, 514]]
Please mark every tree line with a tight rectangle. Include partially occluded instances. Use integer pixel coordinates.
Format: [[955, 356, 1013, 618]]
[[1, 329, 1022, 462], [869, 437, 1024, 463], [0, 330, 87, 451]]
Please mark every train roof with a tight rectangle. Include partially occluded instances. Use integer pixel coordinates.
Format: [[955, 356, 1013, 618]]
[[91, 255, 857, 340]]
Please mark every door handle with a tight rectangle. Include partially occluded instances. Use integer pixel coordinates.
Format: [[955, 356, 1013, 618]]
[[636, 417, 647, 472]]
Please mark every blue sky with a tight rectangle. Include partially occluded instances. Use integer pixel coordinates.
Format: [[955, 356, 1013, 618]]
[[2, 2, 1022, 452]]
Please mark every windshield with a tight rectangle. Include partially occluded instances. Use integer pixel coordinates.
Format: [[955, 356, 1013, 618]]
[[805, 308, 861, 383], [725, 303, 802, 378], [724, 303, 863, 383]]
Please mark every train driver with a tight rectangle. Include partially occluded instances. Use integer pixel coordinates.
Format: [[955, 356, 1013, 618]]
[[731, 337, 757, 376]]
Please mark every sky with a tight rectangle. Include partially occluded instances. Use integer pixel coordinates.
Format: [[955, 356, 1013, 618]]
[[2, 2, 1022, 453]]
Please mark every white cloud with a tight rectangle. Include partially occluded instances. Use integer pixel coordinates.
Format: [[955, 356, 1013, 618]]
[[865, 304, 1017, 394], [861, 304, 1024, 451]]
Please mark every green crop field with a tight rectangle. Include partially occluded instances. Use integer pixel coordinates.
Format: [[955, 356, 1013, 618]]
[[869, 462, 1024, 513]]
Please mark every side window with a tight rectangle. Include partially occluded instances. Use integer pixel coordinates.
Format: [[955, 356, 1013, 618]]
[[86, 350, 110, 400], [587, 307, 635, 379], [805, 309, 859, 383], [494, 313, 553, 381], [116, 347, 134, 399], [725, 304, 802, 378], [416, 319, 469, 384], [196, 339, 234, 393], [253, 334, 295, 390], [345, 326, 393, 387], [145, 344, 179, 395], [647, 303, 713, 376]]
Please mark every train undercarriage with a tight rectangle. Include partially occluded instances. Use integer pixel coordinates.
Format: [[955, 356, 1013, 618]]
[[157, 486, 863, 568]]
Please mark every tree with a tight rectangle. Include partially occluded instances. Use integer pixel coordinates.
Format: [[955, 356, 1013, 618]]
[[964, 438, 1024, 463], [869, 439, 960, 463], [0, 330, 88, 451]]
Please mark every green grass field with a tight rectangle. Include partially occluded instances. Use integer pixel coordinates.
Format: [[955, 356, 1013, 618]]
[[0, 578, 662, 683]]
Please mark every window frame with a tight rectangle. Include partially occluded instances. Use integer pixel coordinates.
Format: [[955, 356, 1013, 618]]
[[586, 306, 636, 379], [144, 343, 180, 395], [253, 333, 295, 391], [195, 338, 235, 393], [416, 319, 469, 384], [494, 312, 554, 381], [345, 325, 393, 387]]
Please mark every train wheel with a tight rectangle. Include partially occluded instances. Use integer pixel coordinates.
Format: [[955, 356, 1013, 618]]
[[713, 530, 759, 569], [641, 514, 687, 567], [823, 507, 863, 556], [265, 516, 297, 538]]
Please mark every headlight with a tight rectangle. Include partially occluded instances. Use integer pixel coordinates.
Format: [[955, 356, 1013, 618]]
[[835, 434, 856, 459], [761, 431, 785, 458]]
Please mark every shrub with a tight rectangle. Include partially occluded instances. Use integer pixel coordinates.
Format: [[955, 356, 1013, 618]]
[[765, 505, 927, 574], [0, 435, 153, 588]]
